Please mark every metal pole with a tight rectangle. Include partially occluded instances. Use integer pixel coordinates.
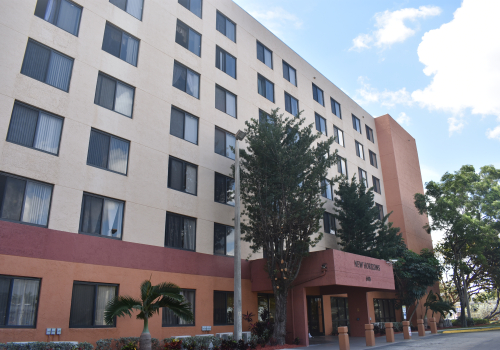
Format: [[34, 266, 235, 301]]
[[234, 137, 242, 341]]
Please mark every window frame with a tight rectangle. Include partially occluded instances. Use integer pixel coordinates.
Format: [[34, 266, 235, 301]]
[[101, 22, 140, 67], [167, 156, 198, 196], [366, 125, 375, 143], [0, 275, 41, 329], [256, 41, 273, 69], [86, 128, 130, 176], [162, 289, 196, 327], [164, 212, 197, 251], [172, 61, 201, 99], [78, 192, 125, 239], [34, 0, 83, 36], [170, 106, 199, 145], [312, 83, 324, 106], [284, 92, 299, 116], [175, 19, 202, 57], [214, 172, 235, 206], [355, 141, 365, 160], [315, 113, 327, 136], [323, 212, 336, 235], [372, 176, 381, 194], [333, 125, 344, 147], [257, 74, 274, 102], [215, 85, 237, 118], [213, 291, 234, 325], [369, 150, 378, 168], [214, 223, 235, 256], [216, 11, 236, 42], [358, 168, 368, 187], [178, 0, 203, 18], [214, 127, 235, 160], [373, 298, 396, 323], [337, 157, 348, 177], [352, 115, 361, 134], [94, 71, 136, 118], [331, 98, 342, 119], [215, 46, 236, 79], [109, 0, 144, 21], [375, 203, 384, 221], [321, 179, 333, 200], [282, 61, 297, 86]]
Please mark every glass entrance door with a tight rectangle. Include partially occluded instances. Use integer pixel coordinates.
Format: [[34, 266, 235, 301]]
[[307, 296, 325, 336], [330, 297, 349, 335]]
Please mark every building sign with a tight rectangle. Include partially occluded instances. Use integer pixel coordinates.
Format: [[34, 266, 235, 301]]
[[354, 260, 381, 271]]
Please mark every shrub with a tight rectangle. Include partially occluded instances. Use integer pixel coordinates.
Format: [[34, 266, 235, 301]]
[[293, 338, 300, 345], [249, 310, 274, 345], [121, 343, 137, 350], [0, 343, 93, 350], [163, 339, 182, 350], [473, 318, 489, 325], [451, 318, 477, 327], [393, 322, 403, 332], [97, 339, 160, 350], [373, 324, 386, 335], [268, 338, 277, 347]]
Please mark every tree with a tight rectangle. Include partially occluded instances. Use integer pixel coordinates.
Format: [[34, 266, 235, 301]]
[[239, 109, 337, 344], [332, 176, 405, 260], [414, 165, 500, 327], [104, 279, 193, 350], [424, 290, 455, 320]]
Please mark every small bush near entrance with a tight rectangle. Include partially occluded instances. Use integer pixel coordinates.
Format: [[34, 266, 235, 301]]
[[0, 342, 93, 350], [96, 338, 161, 350]]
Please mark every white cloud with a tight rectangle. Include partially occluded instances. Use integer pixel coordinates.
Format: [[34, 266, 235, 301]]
[[350, 6, 441, 50], [356, 77, 412, 107], [396, 112, 411, 126], [486, 125, 500, 140], [249, 7, 303, 37]]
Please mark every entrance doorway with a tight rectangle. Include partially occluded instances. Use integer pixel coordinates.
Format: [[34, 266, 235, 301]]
[[307, 296, 325, 336], [330, 297, 349, 335]]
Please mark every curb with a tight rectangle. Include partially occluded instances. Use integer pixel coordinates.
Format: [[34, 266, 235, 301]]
[[442, 327, 500, 334]]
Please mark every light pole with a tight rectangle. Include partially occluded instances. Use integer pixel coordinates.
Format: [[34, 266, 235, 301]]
[[233, 129, 246, 341]]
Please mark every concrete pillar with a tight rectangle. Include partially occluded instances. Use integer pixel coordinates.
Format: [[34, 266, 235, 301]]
[[385, 322, 395, 342], [403, 321, 411, 339], [417, 319, 425, 336], [429, 317, 438, 334], [347, 290, 370, 337], [338, 326, 350, 350], [288, 287, 309, 346], [365, 324, 375, 346]]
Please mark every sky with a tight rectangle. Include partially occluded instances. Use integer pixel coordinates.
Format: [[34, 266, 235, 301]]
[[232, 0, 500, 245]]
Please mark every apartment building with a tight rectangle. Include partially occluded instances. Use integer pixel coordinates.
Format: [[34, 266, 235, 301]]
[[0, 0, 432, 345]]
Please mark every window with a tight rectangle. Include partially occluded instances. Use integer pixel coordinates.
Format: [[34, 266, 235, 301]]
[[282, 61, 296, 86], [331, 98, 341, 119], [94, 72, 135, 118], [215, 46, 236, 79], [352, 115, 361, 133], [165, 212, 196, 251], [214, 291, 234, 325], [284, 92, 298, 116], [215, 85, 237, 118], [0, 276, 40, 328], [369, 150, 377, 168], [214, 127, 235, 160], [35, 0, 82, 35], [375, 203, 384, 220], [315, 113, 327, 135], [87, 129, 130, 175], [216, 11, 235, 42], [358, 168, 368, 187], [257, 74, 274, 102], [214, 223, 234, 256], [333, 126, 344, 147], [69, 282, 117, 328], [170, 107, 198, 144], [258, 294, 275, 322], [373, 176, 381, 194], [215, 173, 234, 206], [79, 193, 124, 239], [163, 290, 195, 326], [256, 41, 272, 68], [178, 0, 202, 18], [176, 20, 201, 57], [337, 157, 347, 177], [102, 23, 139, 66], [7, 102, 63, 155], [323, 212, 336, 234], [110, 0, 143, 20], [355, 141, 364, 160], [312, 84, 324, 106], [21, 39, 73, 92], [168, 157, 197, 195], [259, 110, 272, 124], [173, 61, 200, 98], [373, 299, 396, 323], [321, 179, 332, 200], [366, 126, 374, 142], [0, 173, 52, 227]]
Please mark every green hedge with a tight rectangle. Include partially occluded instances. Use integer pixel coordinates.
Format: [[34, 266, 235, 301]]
[[163, 336, 220, 350], [96, 338, 161, 350], [451, 318, 490, 327], [0, 342, 93, 350]]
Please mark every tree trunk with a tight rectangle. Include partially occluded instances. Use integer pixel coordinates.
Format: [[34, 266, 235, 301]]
[[140, 317, 151, 350], [466, 289, 471, 319], [459, 268, 468, 327], [273, 289, 289, 345]]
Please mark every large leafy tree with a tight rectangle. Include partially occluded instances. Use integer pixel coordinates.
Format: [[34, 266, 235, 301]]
[[414, 165, 500, 327], [105, 279, 193, 350], [239, 109, 337, 344]]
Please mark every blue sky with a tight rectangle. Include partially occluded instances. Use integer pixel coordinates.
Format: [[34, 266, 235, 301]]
[[233, 0, 500, 185]]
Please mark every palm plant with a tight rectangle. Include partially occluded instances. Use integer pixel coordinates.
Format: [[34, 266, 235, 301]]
[[424, 290, 456, 321], [104, 279, 193, 350]]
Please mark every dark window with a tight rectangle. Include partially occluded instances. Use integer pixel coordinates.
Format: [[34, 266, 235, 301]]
[[256, 41, 272, 69], [173, 61, 200, 98], [373, 176, 381, 194], [358, 168, 368, 187], [94, 72, 135, 118], [170, 107, 198, 144], [216, 11, 235, 42], [102, 22, 139, 66], [87, 129, 130, 175], [375, 203, 384, 220], [175, 20, 201, 57], [352, 115, 361, 133], [369, 150, 377, 168], [35, 0, 82, 35], [214, 173, 234, 206], [0, 173, 52, 227], [355, 141, 364, 160], [333, 126, 344, 147], [0, 275, 40, 328], [331, 98, 341, 119], [366, 126, 374, 142], [214, 291, 234, 325], [284, 92, 298, 116], [258, 294, 275, 322], [282, 61, 296, 86], [21, 39, 74, 92], [321, 179, 332, 200], [215, 46, 236, 79], [259, 110, 272, 124], [162, 289, 195, 326], [109, 0, 143, 20], [215, 85, 237, 118], [373, 299, 396, 323], [214, 127, 235, 160], [7, 102, 63, 156], [79, 193, 124, 239], [337, 157, 347, 177], [214, 223, 234, 256], [312, 84, 324, 106], [315, 113, 327, 135], [323, 212, 336, 234], [257, 74, 274, 102], [165, 212, 196, 251], [69, 282, 117, 328], [168, 157, 198, 195], [178, 0, 202, 18]]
